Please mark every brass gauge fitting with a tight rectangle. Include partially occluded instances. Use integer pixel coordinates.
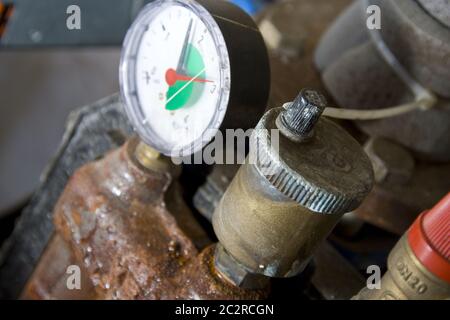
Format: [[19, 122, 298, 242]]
[[212, 89, 374, 285], [355, 192, 450, 300]]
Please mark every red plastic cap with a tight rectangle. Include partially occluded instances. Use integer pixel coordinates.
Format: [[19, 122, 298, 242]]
[[408, 192, 450, 284]]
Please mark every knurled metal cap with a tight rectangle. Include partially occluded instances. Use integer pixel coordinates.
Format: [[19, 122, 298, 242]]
[[251, 96, 374, 215], [408, 192, 450, 284], [278, 89, 327, 139]]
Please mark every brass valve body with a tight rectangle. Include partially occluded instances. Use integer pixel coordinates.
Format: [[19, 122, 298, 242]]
[[354, 235, 450, 300], [354, 193, 450, 300], [213, 93, 374, 280], [213, 163, 342, 277]]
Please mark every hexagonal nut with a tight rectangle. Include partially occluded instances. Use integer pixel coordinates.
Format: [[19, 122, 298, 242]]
[[364, 137, 415, 185], [214, 244, 269, 289]]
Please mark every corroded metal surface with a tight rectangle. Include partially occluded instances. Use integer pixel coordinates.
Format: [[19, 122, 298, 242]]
[[12, 0, 448, 300], [21, 235, 96, 300], [32, 138, 265, 300], [173, 245, 268, 300], [0, 94, 133, 299]]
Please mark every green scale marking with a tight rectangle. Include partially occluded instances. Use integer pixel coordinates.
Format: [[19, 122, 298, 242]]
[[166, 44, 206, 111]]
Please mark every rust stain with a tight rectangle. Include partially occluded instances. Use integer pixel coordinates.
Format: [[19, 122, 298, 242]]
[[24, 138, 266, 300]]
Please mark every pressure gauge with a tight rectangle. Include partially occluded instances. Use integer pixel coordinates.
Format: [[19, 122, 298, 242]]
[[120, 0, 270, 157]]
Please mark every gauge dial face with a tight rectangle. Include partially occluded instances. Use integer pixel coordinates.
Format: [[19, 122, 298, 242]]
[[120, 0, 231, 157]]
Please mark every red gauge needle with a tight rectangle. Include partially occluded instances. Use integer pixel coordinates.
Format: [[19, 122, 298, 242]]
[[165, 68, 213, 86]]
